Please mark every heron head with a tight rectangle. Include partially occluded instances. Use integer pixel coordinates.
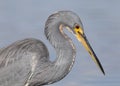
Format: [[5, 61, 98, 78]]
[[59, 11, 105, 75], [45, 11, 105, 75]]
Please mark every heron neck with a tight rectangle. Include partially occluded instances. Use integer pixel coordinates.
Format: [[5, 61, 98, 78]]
[[55, 24, 76, 70], [45, 23, 76, 80]]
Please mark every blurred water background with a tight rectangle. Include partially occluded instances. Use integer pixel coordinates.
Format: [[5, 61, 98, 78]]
[[0, 0, 120, 86]]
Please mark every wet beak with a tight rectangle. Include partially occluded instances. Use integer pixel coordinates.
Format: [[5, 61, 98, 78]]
[[74, 27, 105, 75]]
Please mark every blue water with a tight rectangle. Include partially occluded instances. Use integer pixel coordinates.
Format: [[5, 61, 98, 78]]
[[0, 0, 120, 86]]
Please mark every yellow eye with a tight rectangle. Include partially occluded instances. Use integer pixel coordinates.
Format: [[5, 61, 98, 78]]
[[74, 25, 84, 35]]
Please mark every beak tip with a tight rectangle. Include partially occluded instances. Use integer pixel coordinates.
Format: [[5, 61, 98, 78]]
[[100, 66, 105, 75], [102, 70, 105, 76]]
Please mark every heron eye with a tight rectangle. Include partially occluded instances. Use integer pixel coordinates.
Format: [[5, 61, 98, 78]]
[[75, 25, 80, 29]]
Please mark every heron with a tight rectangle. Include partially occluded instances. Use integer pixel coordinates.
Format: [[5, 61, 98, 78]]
[[0, 11, 105, 86]]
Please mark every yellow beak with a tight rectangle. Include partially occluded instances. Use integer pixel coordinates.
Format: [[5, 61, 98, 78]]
[[74, 27, 105, 75]]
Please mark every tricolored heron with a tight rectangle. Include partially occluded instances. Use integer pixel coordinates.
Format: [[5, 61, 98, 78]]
[[0, 11, 105, 86]]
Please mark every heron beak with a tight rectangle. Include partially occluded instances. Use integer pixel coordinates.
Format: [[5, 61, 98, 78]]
[[74, 27, 105, 75]]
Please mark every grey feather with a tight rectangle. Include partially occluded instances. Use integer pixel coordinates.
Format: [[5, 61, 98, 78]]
[[0, 11, 78, 86], [0, 11, 104, 86]]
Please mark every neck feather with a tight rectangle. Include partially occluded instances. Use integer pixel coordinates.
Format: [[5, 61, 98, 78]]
[[44, 19, 76, 82]]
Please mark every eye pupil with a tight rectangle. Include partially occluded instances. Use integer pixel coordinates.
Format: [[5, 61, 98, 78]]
[[75, 25, 79, 29]]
